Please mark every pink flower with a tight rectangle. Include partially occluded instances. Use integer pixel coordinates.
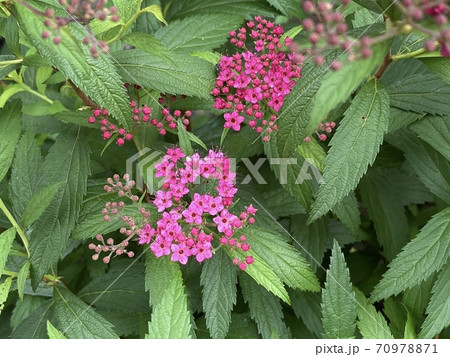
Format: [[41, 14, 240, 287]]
[[151, 237, 171, 257], [171, 243, 190, 265], [138, 224, 155, 245], [154, 190, 173, 212]]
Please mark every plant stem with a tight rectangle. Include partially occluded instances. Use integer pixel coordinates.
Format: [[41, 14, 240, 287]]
[[21, 83, 54, 104], [106, 0, 143, 45], [391, 46, 433, 61], [0, 198, 30, 257], [0, 58, 23, 66]]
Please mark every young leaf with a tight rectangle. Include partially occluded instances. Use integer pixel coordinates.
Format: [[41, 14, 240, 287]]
[[17, 261, 30, 301], [155, 14, 244, 54], [113, 49, 215, 99], [240, 273, 287, 339], [410, 115, 450, 162], [321, 240, 356, 339], [0, 100, 21, 183], [225, 247, 290, 304], [47, 321, 67, 339], [0, 228, 16, 277], [308, 42, 388, 135], [16, 3, 131, 129], [145, 252, 181, 307], [0, 277, 13, 315], [54, 287, 118, 339], [420, 57, 450, 84], [21, 183, 62, 228], [146, 271, 192, 339], [30, 128, 90, 285], [243, 226, 320, 292], [419, 262, 450, 338], [309, 79, 390, 222], [354, 288, 393, 339], [371, 206, 450, 301], [200, 249, 237, 339]]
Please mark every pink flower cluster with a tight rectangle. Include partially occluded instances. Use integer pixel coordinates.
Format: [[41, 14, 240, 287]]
[[211, 17, 301, 142], [139, 148, 256, 269], [304, 121, 337, 143], [88, 100, 192, 146]]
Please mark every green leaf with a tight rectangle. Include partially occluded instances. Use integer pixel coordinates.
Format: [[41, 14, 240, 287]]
[[112, 0, 139, 23], [275, 61, 326, 157], [290, 215, 328, 271], [155, 14, 244, 54], [30, 128, 90, 285], [359, 169, 411, 261], [225, 246, 290, 304], [410, 115, 450, 162], [145, 252, 180, 307], [78, 262, 148, 314], [244, 226, 320, 292], [321, 240, 357, 339], [146, 271, 192, 339], [122, 32, 172, 61], [354, 288, 393, 339], [267, 0, 304, 17], [0, 84, 24, 108], [54, 286, 119, 339], [5, 16, 20, 56], [17, 261, 30, 301], [419, 262, 450, 338], [10, 300, 54, 339], [191, 51, 222, 64], [113, 49, 215, 99], [0, 277, 14, 315], [0, 228, 16, 277], [165, 0, 278, 20], [47, 321, 67, 339], [0, 55, 20, 79], [16, 3, 131, 129], [177, 118, 208, 154], [290, 290, 322, 337], [386, 72, 450, 115], [200, 249, 237, 339], [0, 100, 21, 183], [388, 129, 450, 204], [420, 57, 450, 84], [309, 42, 388, 135], [388, 107, 425, 133], [371, 206, 450, 301], [21, 183, 62, 228], [309, 79, 390, 222], [404, 309, 417, 339], [240, 273, 287, 339], [331, 192, 361, 238], [141, 4, 167, 24]]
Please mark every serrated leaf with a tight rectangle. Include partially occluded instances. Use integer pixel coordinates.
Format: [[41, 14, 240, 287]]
[[310, 79, 390, 222], [354, 288, 393, 339], [359, 169, 411, 260], [5, 16, 20, 56], [30, 128, 90, 285], [113, 49, 215, 99], [240, 273, 287, 339], [420, 57, 450, 84], [146, 271, 192, 339], [309, 42, 388, 135], [78, 262, 148, 314], [225, 246, 290, 304], [0, 228, 16, 277], [0, 55, 20, 79], [122, 32, 172, 61], [145, 252, 180, 307], [388, 107, 425, 133], [290, 290, 322, 337], [321, 240, 356, 339], [22, 183, 62, 228], [47, 321, 67, 339], [17, 261, 30, 301], [200, 249, 237, 339], [386, 72, 450, 115], [0, 100, 21, 183], [0, 277, 13, 315], [165, 0, 278, 20], [191, 51, 222, 64], [10, 300, 54, 339], [388, 129, 450, 204], [267, 0, 304, 17], [419, 262, 450, 338], [410, 115, 450, 162], [141, 4, 166, 24], [16, 3, 131, 128], [155, 14, 244, 54], [371, 206, 450, 301], [244, 226, 320, 292], [54, 286, 118, 339]]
